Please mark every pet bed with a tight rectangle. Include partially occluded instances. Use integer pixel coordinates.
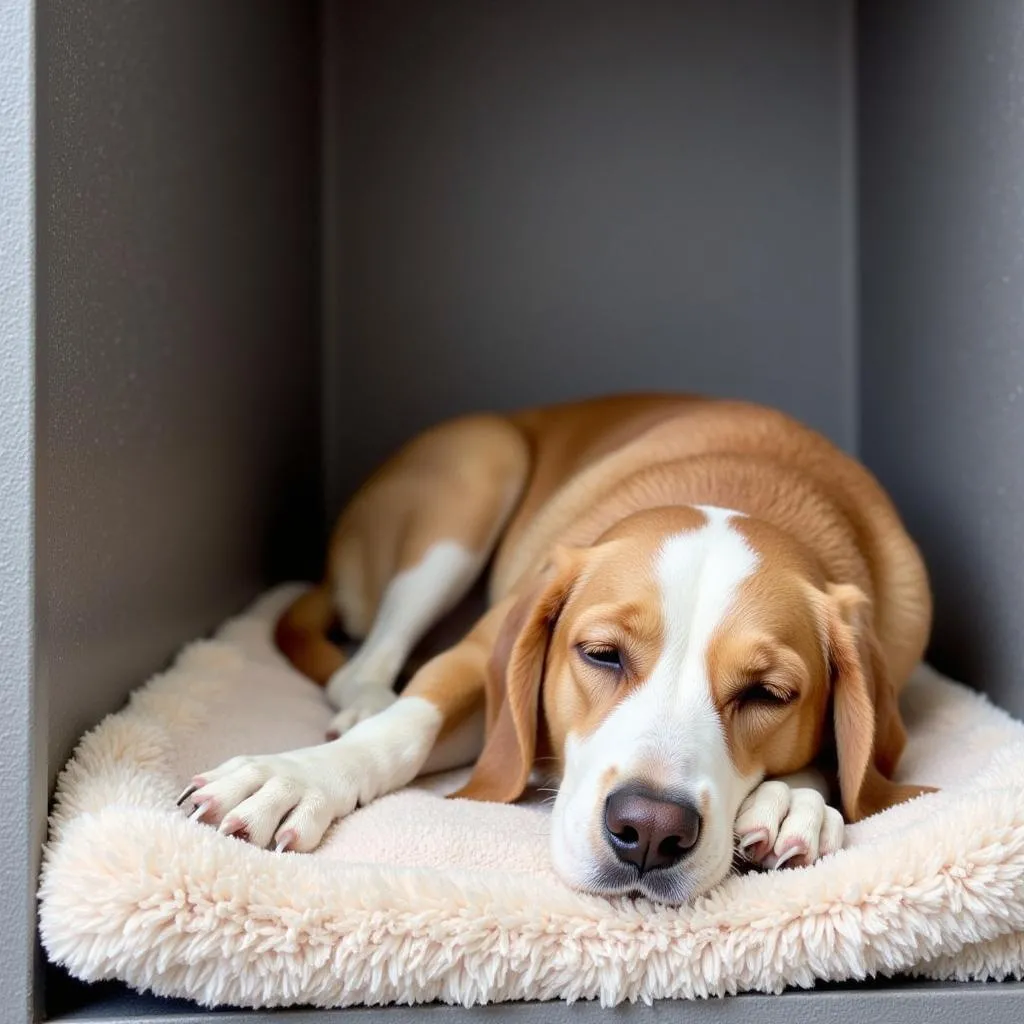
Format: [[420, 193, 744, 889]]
[[38, 586, 1024, 1009]]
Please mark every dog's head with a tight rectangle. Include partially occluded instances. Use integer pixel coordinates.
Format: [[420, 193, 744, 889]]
[[456, 505, 920, 903]]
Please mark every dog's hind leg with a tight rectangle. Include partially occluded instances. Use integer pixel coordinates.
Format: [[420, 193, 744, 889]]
[[276, 414, 530, 738]]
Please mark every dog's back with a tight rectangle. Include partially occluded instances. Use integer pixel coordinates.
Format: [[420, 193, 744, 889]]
[[493, 394, 931, 689]]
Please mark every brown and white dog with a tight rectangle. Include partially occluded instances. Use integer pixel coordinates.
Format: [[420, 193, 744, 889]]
[[180, 394, 934, 904]]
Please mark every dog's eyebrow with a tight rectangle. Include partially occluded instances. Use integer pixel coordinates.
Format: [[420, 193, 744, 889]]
[[742, 642, 775, 675], [620, 603, 662, 638], [714, 637, 776, 683], [572, 602, 658, 641]]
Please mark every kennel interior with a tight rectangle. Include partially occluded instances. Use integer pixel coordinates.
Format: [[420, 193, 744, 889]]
[[4, 0, 1024, 1020]]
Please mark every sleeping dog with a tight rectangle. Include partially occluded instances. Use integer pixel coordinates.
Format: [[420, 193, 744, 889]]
[[179, 394, 934, 904]]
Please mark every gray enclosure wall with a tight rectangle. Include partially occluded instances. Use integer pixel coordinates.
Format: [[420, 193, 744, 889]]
[[5, 0, 1024, 1021], [32, 0, 321, 1016], [37, 0, 323, 788], [859, 0, 1024, 711], [322, 0, 857, 511], [2, 1, 39, 1020]]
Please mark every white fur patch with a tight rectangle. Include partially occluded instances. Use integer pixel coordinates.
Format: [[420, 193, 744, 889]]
[[326, 541, 482, 730], [550, 507, 762, 902]]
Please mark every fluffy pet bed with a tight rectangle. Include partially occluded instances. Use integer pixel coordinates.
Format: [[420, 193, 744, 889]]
[[38, 586, 1024, 1009]]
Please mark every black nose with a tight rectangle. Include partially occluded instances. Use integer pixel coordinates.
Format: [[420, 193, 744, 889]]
[[604, 784, 702, 872]]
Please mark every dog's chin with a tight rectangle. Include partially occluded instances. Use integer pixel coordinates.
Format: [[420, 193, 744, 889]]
[[564, 837, 740, 905], [574, 862, 703, 906]]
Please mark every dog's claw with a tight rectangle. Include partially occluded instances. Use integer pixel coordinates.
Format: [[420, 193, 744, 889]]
[[176, 783, 199, 807], [219, 818, 247, 839], [274, 831, 296, 854], [773, 845, 803, 870], [738, 829, 769, 851], [188, 802, 208, 822]]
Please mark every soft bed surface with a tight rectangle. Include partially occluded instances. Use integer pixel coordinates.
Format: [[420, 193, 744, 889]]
[[38, 586, 1024, 1009]]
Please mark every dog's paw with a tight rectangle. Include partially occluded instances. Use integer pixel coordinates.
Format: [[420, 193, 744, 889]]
[[325, 686, 397, 740], [734, 780, 844, 870], [177, 748, 356, 853]]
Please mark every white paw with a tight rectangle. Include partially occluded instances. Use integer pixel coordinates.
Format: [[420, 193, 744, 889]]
[[177, 747, 361, 853], [734, 780, 844, 870], [325, 686, 397, 739]]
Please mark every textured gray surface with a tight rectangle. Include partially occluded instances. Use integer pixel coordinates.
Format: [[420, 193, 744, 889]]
[[0, 3, 38, 1022], [323, 0, 856, 513], [48, 980, 1024, 1024], [37, 0, 322, 786], [859, 0, 1024, 713]]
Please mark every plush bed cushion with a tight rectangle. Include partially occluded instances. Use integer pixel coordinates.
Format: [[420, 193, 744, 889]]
[[38, 586, 1024, 1009]]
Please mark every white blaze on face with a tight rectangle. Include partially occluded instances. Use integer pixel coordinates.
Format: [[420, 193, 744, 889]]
[[549, 507, 762, 902]]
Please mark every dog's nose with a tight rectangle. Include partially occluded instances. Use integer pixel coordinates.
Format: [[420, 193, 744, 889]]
[[604, 785, 702, 872]]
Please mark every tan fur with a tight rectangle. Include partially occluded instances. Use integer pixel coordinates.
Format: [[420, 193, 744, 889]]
[[276, 394, 934, 824], [274, 585, 345, 684]]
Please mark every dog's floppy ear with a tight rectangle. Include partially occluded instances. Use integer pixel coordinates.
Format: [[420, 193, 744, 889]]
[[823, 583, 933, 822], [452, 550, 579, 804]]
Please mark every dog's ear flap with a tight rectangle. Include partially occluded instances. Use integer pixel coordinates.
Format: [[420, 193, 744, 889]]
[[823, 583, 934, 822], [452, 550, 579, 804]]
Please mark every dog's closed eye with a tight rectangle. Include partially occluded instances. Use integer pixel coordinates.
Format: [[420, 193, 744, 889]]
[[735, 682, 795, 708], [577, 643, 623, 672]]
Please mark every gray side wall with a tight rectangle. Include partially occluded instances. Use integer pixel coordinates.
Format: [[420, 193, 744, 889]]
[[36, 0, 322, 791], [1, 2, 38, 1019], [859, 0, 1024, 712], [323, 0, 856, 513], [36, 5, 321, 1015]]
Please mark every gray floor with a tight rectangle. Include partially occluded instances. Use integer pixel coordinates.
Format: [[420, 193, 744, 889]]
[[47, 977, 1024, 1024]]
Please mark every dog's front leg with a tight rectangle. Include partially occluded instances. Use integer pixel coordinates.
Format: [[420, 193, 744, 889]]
[[178, 610, 500, 853], [177, 695, 447, 852]]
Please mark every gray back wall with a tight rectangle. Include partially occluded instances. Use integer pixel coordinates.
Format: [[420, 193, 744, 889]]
[[323, 0, 856, 512], [859, 0, 1024, 712]]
